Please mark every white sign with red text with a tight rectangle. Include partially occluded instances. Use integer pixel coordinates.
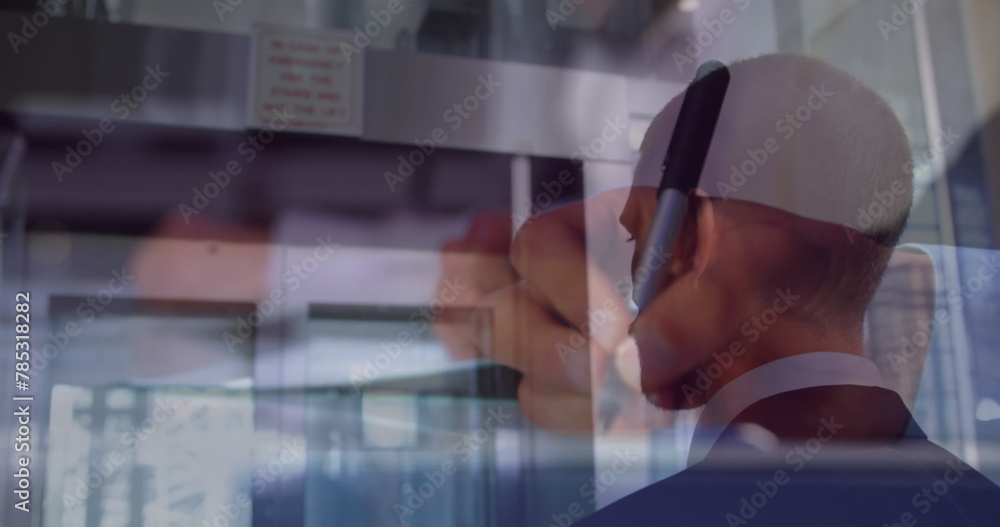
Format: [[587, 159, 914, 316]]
[[249, 26, 363, 136]]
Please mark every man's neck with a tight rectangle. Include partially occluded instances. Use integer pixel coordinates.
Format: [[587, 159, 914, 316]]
[[687, 350, 887, 466], [697, 352, 884, 428], [701, 325, 866, 402]]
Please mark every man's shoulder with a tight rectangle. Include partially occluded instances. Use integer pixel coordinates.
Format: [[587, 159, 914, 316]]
[[573, 439, 1000, 527]]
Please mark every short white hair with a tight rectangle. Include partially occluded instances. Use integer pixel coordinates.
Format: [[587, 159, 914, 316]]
[[635, 54, 913, 247]]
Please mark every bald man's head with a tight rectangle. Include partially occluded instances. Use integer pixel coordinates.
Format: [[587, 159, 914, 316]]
[[636, 54, 913, 323], [638, 54, 913, 246]]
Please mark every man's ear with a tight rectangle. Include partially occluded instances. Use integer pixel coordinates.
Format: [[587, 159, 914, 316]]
[[620, 188, 718, 287], [669, 192, 718, 287], [689, 192, 717, 286]]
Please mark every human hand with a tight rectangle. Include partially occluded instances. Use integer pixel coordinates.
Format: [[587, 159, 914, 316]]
[[436, 187, 688, 432]]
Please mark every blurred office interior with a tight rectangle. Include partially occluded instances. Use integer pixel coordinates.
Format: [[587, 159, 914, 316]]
[[1, 1, 999, 526]]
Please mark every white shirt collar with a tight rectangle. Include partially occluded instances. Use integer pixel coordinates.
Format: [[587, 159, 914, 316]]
[[687, 352, 885, 466]]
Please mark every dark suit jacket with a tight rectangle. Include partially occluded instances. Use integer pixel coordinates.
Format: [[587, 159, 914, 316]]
[[575, 385, 1000, 526], [0, 1, 41, 10]]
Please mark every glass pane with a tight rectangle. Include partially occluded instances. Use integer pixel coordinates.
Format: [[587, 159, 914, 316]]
[[1, 1, 998, 526]]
